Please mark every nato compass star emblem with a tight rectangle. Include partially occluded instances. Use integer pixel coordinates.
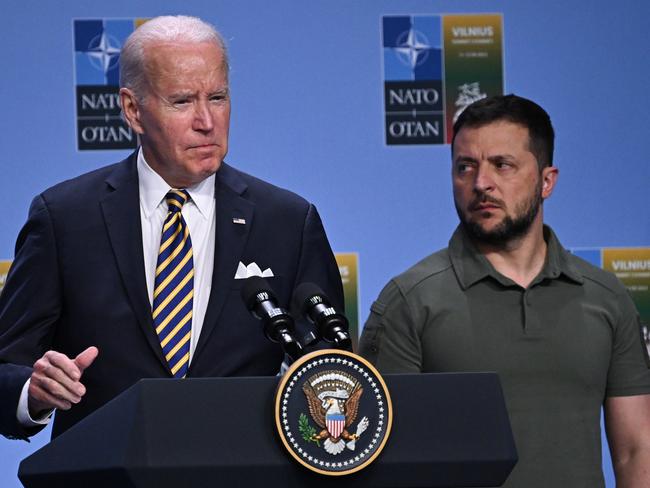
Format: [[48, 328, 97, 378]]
[[393, 28, 431, 69], [275, 349, 392, 476], [86, 32, 121, 75]]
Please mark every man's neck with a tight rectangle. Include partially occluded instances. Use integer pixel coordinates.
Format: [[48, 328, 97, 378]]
[[473, 221, 547, 289]]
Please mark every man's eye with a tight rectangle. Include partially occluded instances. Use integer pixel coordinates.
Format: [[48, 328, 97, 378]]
[[173, 99, 190, 106], [457, 164, 472, 173]]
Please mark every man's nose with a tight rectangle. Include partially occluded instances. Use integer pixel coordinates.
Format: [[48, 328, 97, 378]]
[[474, 164, 495, 193], [193, 101, 214, 132]]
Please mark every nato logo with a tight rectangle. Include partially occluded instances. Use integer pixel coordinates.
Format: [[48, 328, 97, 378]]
[[382, 16, 444, 145], [74, 19, 141, 150]]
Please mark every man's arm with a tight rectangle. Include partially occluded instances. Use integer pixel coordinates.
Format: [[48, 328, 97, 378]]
[[289, 203, 345, 351], [358, 280, 423, 373], [1, 193, 102, 438], [295, 204, 344, 310], [0, 195, 62, 438], [605, 394, 650, 487]]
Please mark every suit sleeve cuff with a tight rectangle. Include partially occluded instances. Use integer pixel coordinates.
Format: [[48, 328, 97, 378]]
[[16, 379, 53, 427]]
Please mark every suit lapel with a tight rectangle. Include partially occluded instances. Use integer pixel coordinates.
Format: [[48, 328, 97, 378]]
[[191, 163, 254, 364], [100, 153, 170, 372]]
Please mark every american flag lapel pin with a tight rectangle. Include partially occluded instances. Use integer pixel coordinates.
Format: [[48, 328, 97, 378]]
[[232, 218, 246, 225]]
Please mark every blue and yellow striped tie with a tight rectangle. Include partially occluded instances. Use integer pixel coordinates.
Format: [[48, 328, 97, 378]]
[[153, 189, 193, 378]]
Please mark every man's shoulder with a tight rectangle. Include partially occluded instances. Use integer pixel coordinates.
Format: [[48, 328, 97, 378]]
[[40, 156, 132, 205], [370, 247, 453, 315], [220, 162, 311, 209], [566, 251, 630, 296], [546, 225, 628, 297], [392, 247, 453, 295]]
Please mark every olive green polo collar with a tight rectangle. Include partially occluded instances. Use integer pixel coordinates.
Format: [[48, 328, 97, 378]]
[[448, 224, 584, 290]]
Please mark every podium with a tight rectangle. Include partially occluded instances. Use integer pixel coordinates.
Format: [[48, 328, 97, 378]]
[[19, 373, 516, 487]]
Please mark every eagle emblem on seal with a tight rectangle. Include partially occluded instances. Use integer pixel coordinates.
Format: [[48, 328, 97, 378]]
[[302, 370, 369, 455]]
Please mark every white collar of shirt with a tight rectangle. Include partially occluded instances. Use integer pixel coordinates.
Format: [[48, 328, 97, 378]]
[[136, 148, 215, 217]]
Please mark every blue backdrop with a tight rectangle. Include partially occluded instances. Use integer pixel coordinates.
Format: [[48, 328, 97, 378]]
[[1, 1, 649, 486]]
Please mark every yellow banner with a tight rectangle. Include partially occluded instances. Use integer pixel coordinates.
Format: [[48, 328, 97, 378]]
[[335, 253, 360, 351], [603, 248, 650, 322], [0, 261, 11, 294]]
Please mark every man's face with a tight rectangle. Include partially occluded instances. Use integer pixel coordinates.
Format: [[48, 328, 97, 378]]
[[451, 121, 555, 246], [121, 41, 230, 188]]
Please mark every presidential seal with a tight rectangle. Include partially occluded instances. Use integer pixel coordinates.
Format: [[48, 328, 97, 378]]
[[275, 349, 392, 476]]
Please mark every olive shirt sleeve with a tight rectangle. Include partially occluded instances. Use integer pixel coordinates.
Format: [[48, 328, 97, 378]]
[[358, 280, 423, 373], [606, 286, 650, 397]]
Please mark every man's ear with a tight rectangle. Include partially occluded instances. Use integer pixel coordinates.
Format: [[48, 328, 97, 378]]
[[541, 165, 559, 199], [120, 88, 145, 135]]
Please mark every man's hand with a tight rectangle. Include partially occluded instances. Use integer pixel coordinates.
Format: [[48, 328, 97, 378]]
[[27, 347, 99, 418]]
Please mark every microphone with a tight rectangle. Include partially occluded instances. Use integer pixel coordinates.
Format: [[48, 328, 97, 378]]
[[293, 282, 352, 352], [241, 276, 303, 361]]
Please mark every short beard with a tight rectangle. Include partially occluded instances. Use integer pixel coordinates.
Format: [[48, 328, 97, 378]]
[[455, 182, 543, 247]]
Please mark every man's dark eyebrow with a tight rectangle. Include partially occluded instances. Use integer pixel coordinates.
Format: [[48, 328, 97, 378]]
[[487, 154, 517, 163], [453, 155, 478, 164]]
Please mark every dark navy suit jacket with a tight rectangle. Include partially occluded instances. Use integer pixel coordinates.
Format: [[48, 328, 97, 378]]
[[0, 152, 343, 439]]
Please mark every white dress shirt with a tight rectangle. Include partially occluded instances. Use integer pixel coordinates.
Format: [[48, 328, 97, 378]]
[[18, 149, 216, 425]]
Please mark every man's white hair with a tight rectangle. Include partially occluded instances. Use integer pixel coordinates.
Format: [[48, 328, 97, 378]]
[[119, 15, 229, 100]]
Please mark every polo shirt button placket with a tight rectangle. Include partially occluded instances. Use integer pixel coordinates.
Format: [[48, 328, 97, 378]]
[[522, 289, 543, 337]]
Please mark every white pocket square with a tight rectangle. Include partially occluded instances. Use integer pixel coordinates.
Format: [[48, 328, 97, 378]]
[[234, 261, 274, 279]]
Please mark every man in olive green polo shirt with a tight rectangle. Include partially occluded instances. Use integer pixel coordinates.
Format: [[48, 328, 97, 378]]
[[359, 95, 650, 487]]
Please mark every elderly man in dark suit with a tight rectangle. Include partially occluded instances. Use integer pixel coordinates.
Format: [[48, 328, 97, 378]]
[[0, 15, 343, 440]]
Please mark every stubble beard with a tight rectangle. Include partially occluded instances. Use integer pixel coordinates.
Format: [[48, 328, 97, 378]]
[[455, 181, 543, 247]]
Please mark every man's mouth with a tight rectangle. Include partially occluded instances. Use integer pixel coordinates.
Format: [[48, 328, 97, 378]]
[[189, 143, 218, 149], [470, 198, 503, 212]]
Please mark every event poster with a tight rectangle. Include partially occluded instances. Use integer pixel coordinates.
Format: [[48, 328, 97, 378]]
[[382, 13, 503, 145], [442, 14, 504, 143], [73, 18, 147, 150]]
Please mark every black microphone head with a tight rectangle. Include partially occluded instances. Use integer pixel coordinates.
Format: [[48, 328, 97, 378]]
[[293, 282, 327, 314], [241, 276, 277, 311], [293, 282, 351, 351]]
